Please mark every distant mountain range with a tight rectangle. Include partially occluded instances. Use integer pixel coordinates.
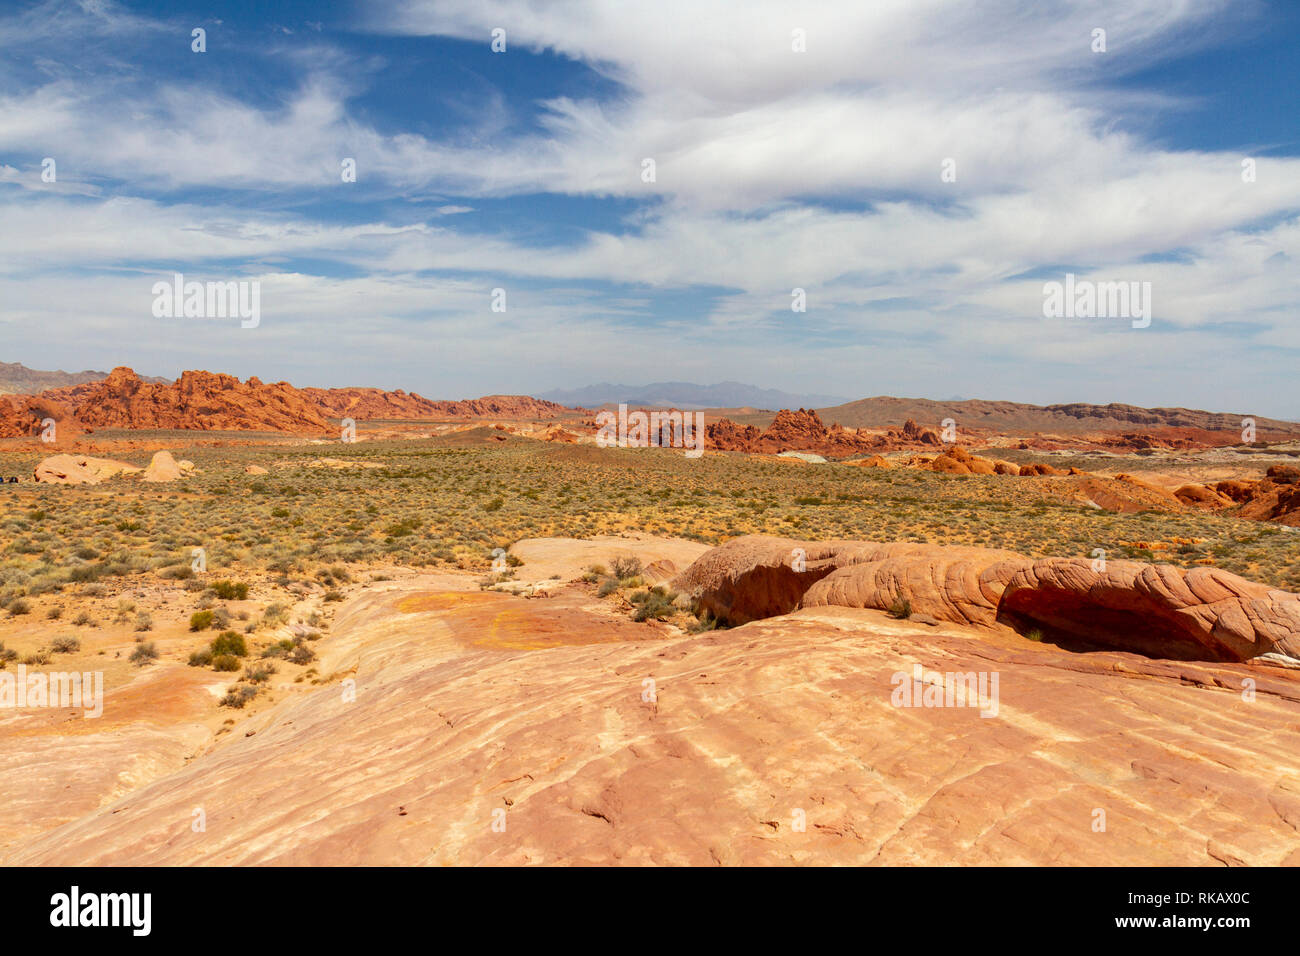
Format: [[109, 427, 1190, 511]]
[[540, 381, 849, 410], [0, 361, 167, 395]]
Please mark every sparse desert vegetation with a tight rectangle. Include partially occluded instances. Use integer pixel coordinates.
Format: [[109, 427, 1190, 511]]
[[0, 438, 1295, 598]]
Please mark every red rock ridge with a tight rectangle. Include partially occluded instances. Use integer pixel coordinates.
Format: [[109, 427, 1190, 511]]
[[706, 410, 940, 457], [300, 388, 578, 421], [71, 368, 334, 433]]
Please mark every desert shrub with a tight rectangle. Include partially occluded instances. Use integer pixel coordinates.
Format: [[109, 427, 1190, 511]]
[[261, 603, 289, 627], [629, 588, 676, 622], [287, 644, 316, 665], [610, 555, 643, 579], [0, 642, 17, 663], [382, 518, 420, 538], [323, 590, 343, 602], [22, 651, 51, 666], [689, 612, 719, 633], [243, 662, 276, 683], [7, 598, 30, 616], [188, 649, 213, 667], [220, 684, 258, 708], [161, 564, 194, 580], [210, 580, 248, 601], [596, 577, 619, 598], [50, 635, 80, 654], [67, 563, 106, 583], [134, 611, 153, 632], [261, 639, 294, 659], [72, 610, 95, 626], [887, 598, 912, 620], [212, 654, 240, 672], [209, 631, 247, 657], [129, 642, 158, 665], [189, 610, 214, 631], [45, 606, 62, 620]]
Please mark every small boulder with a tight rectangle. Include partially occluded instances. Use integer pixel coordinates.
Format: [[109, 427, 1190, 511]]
[[142, 450, 182, 482]]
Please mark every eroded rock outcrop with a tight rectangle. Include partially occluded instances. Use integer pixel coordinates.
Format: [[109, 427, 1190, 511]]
[[300, 388, 576, 421], [34, 454, 141, 485], [0, 395, 77, 440], [71, 367, 334, 433], [706, 408, 889, 457], [1153, 466, 1300, 526], [142, 450, 184, 482], [673, 535, 1300, 662]]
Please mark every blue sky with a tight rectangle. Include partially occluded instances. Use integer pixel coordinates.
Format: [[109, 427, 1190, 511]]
[[1, 0, 1298, 417]]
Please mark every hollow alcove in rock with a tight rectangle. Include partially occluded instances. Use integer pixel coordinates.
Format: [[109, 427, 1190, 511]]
[[996, 585, 1237, 662], [692, 560, 837, 626]]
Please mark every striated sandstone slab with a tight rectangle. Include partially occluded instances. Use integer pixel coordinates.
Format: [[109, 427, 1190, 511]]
[[5, 589, 1299, 866]]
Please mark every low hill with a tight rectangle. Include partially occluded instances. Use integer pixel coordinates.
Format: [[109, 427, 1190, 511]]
[[817, 396, 1300, 438]]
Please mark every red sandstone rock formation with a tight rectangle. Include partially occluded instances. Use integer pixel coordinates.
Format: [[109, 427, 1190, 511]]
[[1019, 462, 1063, 477], [35, 367, 579, 433], [69, 367, 334, 433], [894, 418, 941, 445], [928, 446, 997, 475], [706, 408, 887, 457], [704, 418, 761, 451], [1234, 466, 1300, 526], [673, 535, 1300, 662], [0, 394, 77, 440], [1156, 467, 1300, 526], [300, 388, 576, 421]]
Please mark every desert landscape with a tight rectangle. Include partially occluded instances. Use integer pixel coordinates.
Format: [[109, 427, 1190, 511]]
[[5, 0, 1300, 917], [0, 362, 1297, 867]]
